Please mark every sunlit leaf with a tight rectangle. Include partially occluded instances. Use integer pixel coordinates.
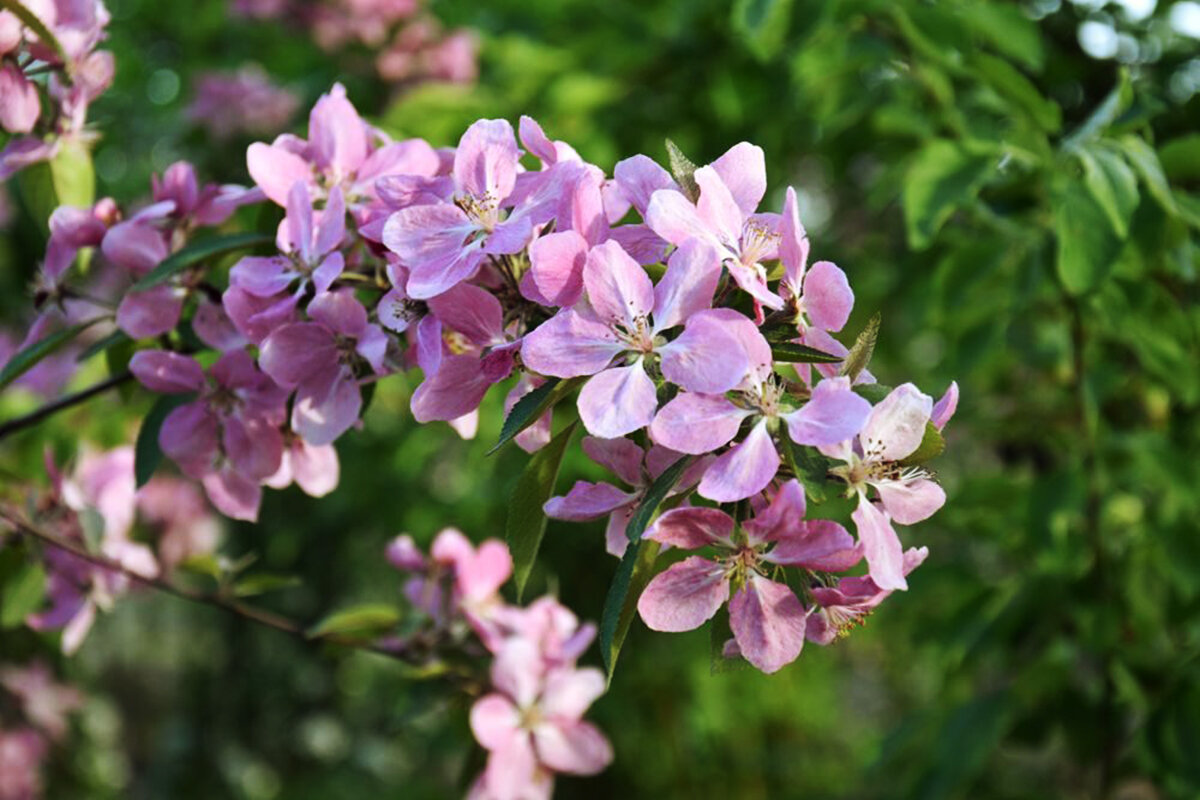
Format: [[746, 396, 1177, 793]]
[[307, 604, 402, 641], [665, 139, 699, 203], [506, 421, 577, 599], [839, 313, 880, 383], [903, 140, 996, 250]]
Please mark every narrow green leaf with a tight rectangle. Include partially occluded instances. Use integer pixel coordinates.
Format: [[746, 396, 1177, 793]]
[[131, 232, 273, 292], [490, 377, 582, 455], [49, 137, 94, 209], [852, 382, 893, 404], [1, 560, 46, 629], [665, 139, 700, 203], [760, 322, 802, 344], [233, 573, 303, 598], [1063, 70, 1133, 148], [135, 393, 196, 487], [506, 421, 577, 599], [900, 422, 946, 465], [770, 341, 842, 364], [624, 456, 692, 545], [0, 319, 101, 392], [75, 330, 130, 363], [1054, 177, 1123, 295], [709, 606, 752, 674], [307, 604, 402, 641], [903, 140, 996, 250], [599, 539, 660, 679], [0, 0, 66, 65], [787, 440, 831, 504], [731, 0, 795, 61], [1078, 145, 1139, 239], [1119, 135, 1178, 215], [839, 313, 880, 382]]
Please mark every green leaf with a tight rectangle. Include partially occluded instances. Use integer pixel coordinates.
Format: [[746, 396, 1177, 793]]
[[490, 377, 582, 455], [78, 508, 105, 553], [1053, 177, 1123, 295], [0, 319, 101, 392], [853, 382, 893, 404], [233, 573, 303, 598], [1063, 70, 1132, 148], [624, 456, 692, 545], [665, 139, 700, 203], [1119, 135, 1178, 215], [1159, 134, 1200, 182], [0, 0, 66, 65], [839, 313, 880, 382], [131, 232, 273, 292], [903, 140, 996, 250], [770, 341, 842, 364], [75, 330, 130, 363], [788, 440, 831, 504], [709, 606, 752, 674], [970, 53, 1060, 133], [135, 393, 196, 487], [49, 137, 94, 209], [599, 538, 660, 680], [1077, 145, 1139, 239], [307, 604, 402, 641], [731, 0, 795, 61], [506, 421, 577, 599], [900, 422, 946, 465], [1, 560, 45, 629]]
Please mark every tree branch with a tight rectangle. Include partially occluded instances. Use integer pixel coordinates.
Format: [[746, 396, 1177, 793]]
[[0, 371, 134, 442]]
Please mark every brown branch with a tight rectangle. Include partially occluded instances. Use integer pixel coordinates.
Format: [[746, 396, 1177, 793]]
[[0, 371, 134, 442]]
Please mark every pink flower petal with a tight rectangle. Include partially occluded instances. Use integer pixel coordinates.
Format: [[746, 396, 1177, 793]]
[[246, 142, 311, 206], [582, 240, 655, 330], [852, 497, 907, 592], [534, 720, 613, 776], [454, 118, 519, 201], [651, 238, 721, 331], [576, 360, 657, 438], [697, 419, 780, 502], [528, 230, 587, 307], [766, 519, 862, 572], [709, 142, 767, 217], [540, 667, 606, 720], [804, 260, 854, 332], [861, 383, 932, 463], [931, 381, 959, 431], [783, 376, 871, 446], [544, 481, 634, 521], [470, 694, 521, 752], [637, 556, 729, 633], [728, 575, 807, 674], [520, 310, 623, 378], [580, 435, 644, 487], [875, 478, 945, 525], [643, 507, 735, 549], [658, 314, 748, 394], [129, 350, 205, 394], [649, 392, 747, 455]]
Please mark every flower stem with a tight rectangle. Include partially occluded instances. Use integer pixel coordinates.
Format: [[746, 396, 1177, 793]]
[[0, 370, 133, 442]]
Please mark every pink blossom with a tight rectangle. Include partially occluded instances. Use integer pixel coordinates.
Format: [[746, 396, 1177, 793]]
[[259, 290, 388, 446], [263, 434, 340, 498], [0, 663, 82, 742], [0, 728, 47, 800], [806, 546, 928, 645], [187, 66, 300, 140], [637, 480, 860, 673], [521, 239, 747, 438], [822, 383, 946, 591], [0, 63, 40, 133]]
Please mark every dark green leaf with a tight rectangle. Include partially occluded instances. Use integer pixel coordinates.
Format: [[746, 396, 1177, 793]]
[[1119, 135, 1178, 215], [307, 604, 402, 641], [1063, 69, 1132, 148], [770, 341, 842, 364], [0, 320, 101, 392], [1, 560, 45, 629], [1159, 134, 1200, 182], [1078, 145, 1139, 239], [970, 53, 1060, 133], [853, 382, 893, 404], [75, 330, 130, 363], [131, 232, 273, 292], [665, 139, 699, 203], [599, 538, 660, 680], [135, 393, 196, 487], [490, 377, 582, 455], [731, 0, 795, 61], [624, 456, 692, 545], [0, 0, 66, 65], [506, 421, 577, 599], [903, 140, 996, 250], [788, 440, 831, 504], [839, 313, 880, 382], [900, 422, 946, 465], [1054, 177, 1123, 295], [49, 137, 94, 209]]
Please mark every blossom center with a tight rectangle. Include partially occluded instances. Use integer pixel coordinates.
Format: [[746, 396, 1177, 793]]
[[455, 191, 500, 231], [739, 220, 779, 267]]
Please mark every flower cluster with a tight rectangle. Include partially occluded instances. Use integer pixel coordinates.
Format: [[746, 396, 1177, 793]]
[[0, 0, 113, 180], [186, 65, 301, 140], [0, 662, 82, 800], [385, 530, 611, 800]]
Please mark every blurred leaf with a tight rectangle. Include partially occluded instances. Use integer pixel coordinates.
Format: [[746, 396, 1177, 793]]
[[970, 53, 1059, 133], [900, 422, 946, 465], [770, 341, 842, 364], [49, 137, 94, 209], [1078, 145, 1138, 238], [903, 140, 995, 250], [839, 313, 880, 382], [75, 330, 130, 363], [506, 421, 577, 599], [78, 508, 105, 553], [665, 139, 699, 202], [0, 557, 44, 629], [1159, 134, 1200, 182], [178, 554, 222, 583], [131, 232, 273, 291], [490, 378, 583, 455], [1054, 177, 1123, 295], [909, 691, 1015, 800], [0, 319, 101, 392], [599, 538, 660, 681], [307, 604, 401, 641], [956, 2, 1044, 70], [1063, 69, 1132, 148], [1119, 135, 1178, 215], [135, 393, 195, 487], [731, 0, 794, 61], [0, 0, 66, 65], [233, 573, 302, 598]]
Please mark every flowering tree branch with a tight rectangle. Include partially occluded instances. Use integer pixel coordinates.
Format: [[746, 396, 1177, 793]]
[[0, 371, 134, 442]]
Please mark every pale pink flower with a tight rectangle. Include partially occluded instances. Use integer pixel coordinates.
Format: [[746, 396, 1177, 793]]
[[806, 546, 929, 644]]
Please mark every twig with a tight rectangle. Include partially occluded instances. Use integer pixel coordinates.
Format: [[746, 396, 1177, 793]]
[[0, 371, 134, 442]]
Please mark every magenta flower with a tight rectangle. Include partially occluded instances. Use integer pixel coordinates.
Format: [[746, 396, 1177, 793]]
[[230, 181, 345, 306], [807, 546, 928, 645], [521, 239, 748, 438], [637, 480, 861, 673], [259, 290, 388, 446], [0, 63, 40, 133], [645, 142, 786, 313], [544, 435, 708, 556], [263, 434, 340, 498], [821, 383, 947, 591], [650, 311, 871, 502], [129, 349, 288, 520], [382, 118, 561, 298], [469, 638, 612, 800]]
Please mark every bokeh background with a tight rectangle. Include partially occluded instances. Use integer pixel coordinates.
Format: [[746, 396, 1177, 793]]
[[2, 0, 1199, 797]]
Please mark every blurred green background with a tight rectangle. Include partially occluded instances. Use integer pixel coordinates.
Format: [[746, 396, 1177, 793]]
[[2, 0, 1200, 797]]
